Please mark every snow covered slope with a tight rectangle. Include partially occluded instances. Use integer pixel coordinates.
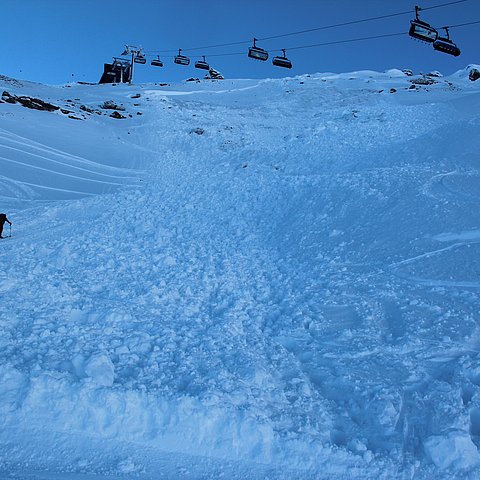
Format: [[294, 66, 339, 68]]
[[1, 67, 480, 479]]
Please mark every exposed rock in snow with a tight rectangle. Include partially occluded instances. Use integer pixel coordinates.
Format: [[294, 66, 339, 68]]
[[426, 70, 443, 78], [469, 68, 480, 82], [101, 100, 125, 111], [110, 110, 127, 119], [1, 90, 59, 111], [410, 76, 437, 85]]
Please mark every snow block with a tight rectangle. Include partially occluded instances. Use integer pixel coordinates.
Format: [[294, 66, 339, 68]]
[[0, 366, 29, 413], [84, 353, 115, 387], [424, 431, 480, 470]]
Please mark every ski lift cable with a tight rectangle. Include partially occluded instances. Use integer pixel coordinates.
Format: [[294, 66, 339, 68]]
[[143, 0, 469, 55], [282, 32, 408, 52], [258, 0, 469, 43], [165, 19, 479, 59], [448, 19, 480, 27], [141, 20, 480, 60]]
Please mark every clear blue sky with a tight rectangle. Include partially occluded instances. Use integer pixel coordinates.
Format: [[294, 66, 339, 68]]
[[1, 0, 479, 85]]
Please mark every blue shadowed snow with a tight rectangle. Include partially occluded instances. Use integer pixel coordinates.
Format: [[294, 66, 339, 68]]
[[0, 66, 480, 479]]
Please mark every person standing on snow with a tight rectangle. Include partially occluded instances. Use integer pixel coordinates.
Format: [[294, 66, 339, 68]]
[[0, 213, 12, 239]]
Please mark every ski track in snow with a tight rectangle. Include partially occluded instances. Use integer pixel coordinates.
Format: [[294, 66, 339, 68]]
[[1, 68, 480, 479]]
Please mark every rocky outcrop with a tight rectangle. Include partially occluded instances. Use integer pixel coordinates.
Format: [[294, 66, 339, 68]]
[[110, 111, 126, 119], [80, 104, 101, 114], [469, 68, 480, 82], [2, 91, 59, 111], [1, 91, 17, 104], [101, 100, 125, 111], [410, 76, 437, 86], [206, 68, 224, 80]]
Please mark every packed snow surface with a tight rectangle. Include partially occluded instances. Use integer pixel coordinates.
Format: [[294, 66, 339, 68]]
[[1, 67, 480, 479]]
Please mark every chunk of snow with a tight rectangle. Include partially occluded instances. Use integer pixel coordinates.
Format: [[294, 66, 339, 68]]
[[84, 353, 115, 387], [424, 431, 480, 470]]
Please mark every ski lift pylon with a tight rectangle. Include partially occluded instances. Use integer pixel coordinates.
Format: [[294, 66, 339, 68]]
[[174, 49, 190, 66], [195, 56, 210, 70], [433, 27, 461, 56], [409, 6, 438, 43], [272, 49, 292, 69], [248, 38, 269, 61]]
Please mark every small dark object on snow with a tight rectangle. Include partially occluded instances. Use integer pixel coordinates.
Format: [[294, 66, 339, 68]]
[[80, 105, 95, 113], [131, 94, 141, 99], [110, 111, 126, 119], [101, 100, 125, 111], [68, 115, 83, 120], [410, 76, 436, 86], [390, 88, 397, 93], [0, 213, 12, 239], [205, 68, 224, 80], [17, 96, 59, 111], [469, 68, 480, 82], [2, 91, 17, 104], [190, 127, 204, 135]]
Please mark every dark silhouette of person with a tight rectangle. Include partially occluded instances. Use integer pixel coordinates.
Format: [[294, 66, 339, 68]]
[[0, 213, 12, 238]]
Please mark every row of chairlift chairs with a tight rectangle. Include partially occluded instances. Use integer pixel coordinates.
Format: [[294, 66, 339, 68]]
[[128, 41, 293, 70], [409, 6, 461, 56], [128, 7, 460, 73], [131, 50, 221, 70]]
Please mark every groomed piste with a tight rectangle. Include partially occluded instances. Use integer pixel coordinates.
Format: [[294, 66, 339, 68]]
[[1, 66, 480, 479]]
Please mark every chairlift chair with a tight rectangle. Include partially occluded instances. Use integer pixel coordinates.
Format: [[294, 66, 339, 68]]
[[433, 27, 461, 56], [248, 38, 269, 61], [195, 56, 210, 70], [134, 53, 147, 64], [272, 49, 292, 69], [151, 56, 164, 67], [174, 49, 190, 66], [409, 6, 438, 43]]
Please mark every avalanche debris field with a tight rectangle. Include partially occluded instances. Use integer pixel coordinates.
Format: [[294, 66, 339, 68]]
[[1, 68, 480, 479]]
